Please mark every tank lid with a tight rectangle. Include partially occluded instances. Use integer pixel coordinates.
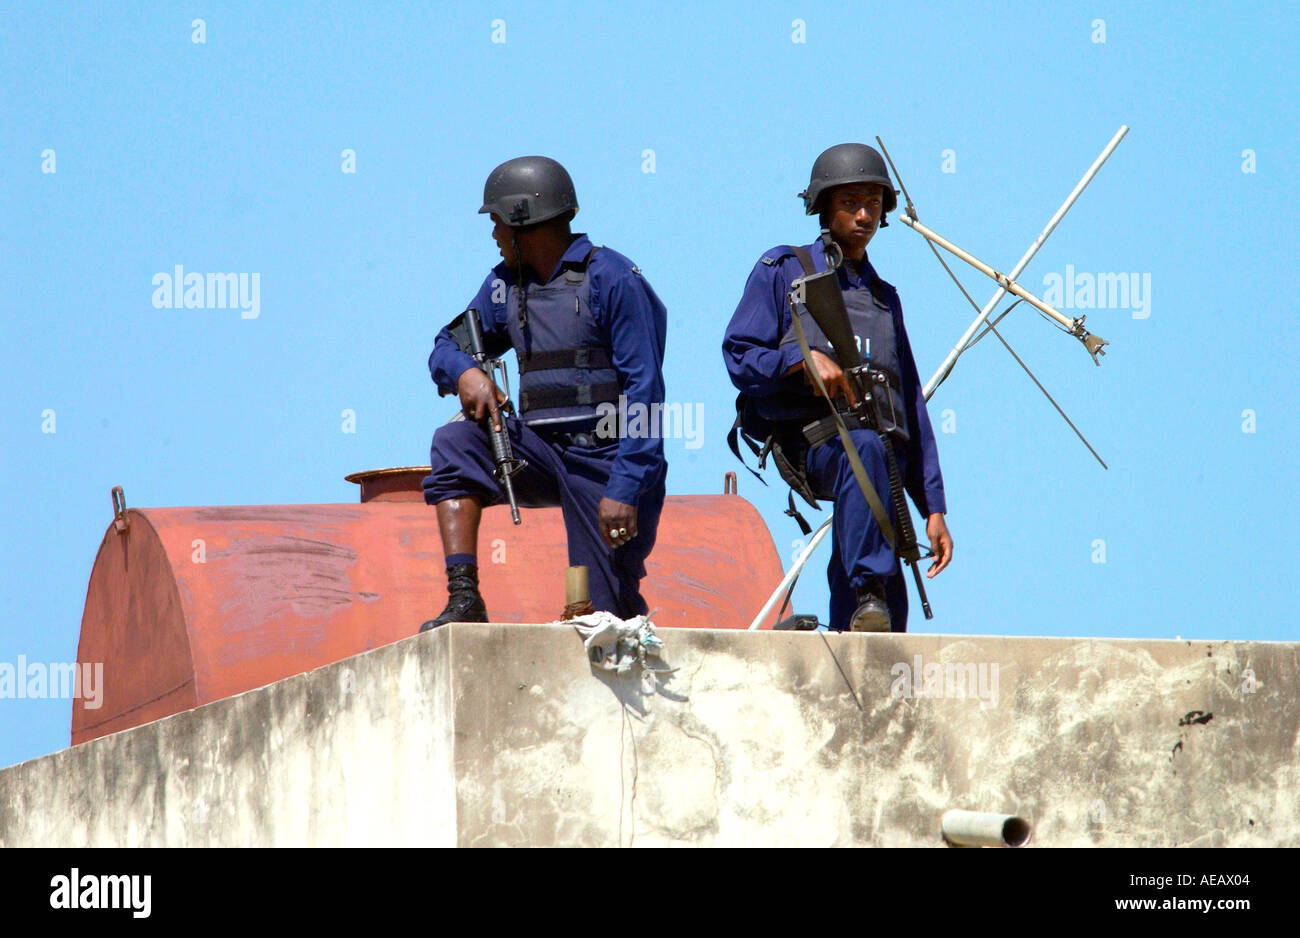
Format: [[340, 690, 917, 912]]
[[344, 467, 430, 503]]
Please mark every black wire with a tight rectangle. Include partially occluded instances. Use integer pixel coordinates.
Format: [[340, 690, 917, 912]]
[[983, 322, 1109, 469], [775, 576, 798, 623], [966, 300, 1023, 350]]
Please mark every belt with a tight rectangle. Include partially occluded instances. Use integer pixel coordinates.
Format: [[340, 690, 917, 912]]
[[539, 425, 618, 449], [519, 381, 621, 413]]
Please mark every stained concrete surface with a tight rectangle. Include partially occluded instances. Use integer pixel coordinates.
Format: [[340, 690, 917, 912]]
[[1, 625, 1295, 846]]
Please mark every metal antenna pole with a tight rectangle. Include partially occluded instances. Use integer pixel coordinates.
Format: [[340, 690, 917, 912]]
[[748, 517, 832, 631], [899, 215, 1084, 331], [922, 125, 1129, 400]]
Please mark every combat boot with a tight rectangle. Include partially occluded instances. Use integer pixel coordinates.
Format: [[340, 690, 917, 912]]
[[849, 576, 891, 632], [419, 563, 489, 633]]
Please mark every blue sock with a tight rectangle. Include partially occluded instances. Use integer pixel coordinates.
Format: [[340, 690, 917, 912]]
[[446, 553, 477, 569]]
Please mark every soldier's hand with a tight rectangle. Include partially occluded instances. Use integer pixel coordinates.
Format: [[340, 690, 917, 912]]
[[926, 513, 953, 578], [786, 350, 858, 408], [598, 497, 638, 549], [457, 368, 508, 432]]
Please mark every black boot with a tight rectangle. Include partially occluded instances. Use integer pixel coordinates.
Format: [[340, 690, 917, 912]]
[[849, 576, 891, 633], [419, 563, 488, 633]]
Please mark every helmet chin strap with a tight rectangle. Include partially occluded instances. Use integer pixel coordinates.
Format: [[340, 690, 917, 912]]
[[819, 228, 843, 270], [511, 229, 528, 330]]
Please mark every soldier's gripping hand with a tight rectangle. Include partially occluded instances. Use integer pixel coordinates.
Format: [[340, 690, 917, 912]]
[[598, 497, 638, 549], [785, 349, 858, 408], [457, 367, 509, 431], [926, 513, 953, 578]]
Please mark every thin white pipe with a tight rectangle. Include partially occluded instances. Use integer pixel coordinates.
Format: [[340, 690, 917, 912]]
[[748, 517, 833, 631], [923, 125, 1129, 400], [941, 810, 1032, 847], [900, 216, 1075, 328]]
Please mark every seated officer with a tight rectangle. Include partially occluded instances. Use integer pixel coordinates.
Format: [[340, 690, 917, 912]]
[[420, 156, 668, 631], [722, 143, 953, 632]]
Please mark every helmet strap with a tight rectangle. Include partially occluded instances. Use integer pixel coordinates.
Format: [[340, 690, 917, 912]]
[[511, 230, 528, 330], [819, 228, 843, 271]]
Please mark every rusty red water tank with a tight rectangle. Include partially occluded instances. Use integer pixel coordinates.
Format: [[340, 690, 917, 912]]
[[73, 471, 785, 745]]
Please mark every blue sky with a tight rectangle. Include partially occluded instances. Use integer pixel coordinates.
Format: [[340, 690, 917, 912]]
[[2, 1, 1297, 768]]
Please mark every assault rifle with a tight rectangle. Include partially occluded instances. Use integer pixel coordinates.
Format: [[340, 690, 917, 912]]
[[789, 246, 933, 618], [448, 308, 527, 524]]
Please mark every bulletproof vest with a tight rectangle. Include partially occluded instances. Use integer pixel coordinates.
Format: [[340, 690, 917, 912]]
[[506, 248, 622, 426], [760, 247, 910, 442]]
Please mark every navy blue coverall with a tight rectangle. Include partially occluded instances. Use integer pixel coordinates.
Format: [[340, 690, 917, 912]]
[[424, 233, 668, 618], [722, 241, 946, 631]]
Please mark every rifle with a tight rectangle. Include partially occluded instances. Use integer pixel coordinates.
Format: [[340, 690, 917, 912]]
[[448, 308, 527, 525], [789, 242, 933, 619]]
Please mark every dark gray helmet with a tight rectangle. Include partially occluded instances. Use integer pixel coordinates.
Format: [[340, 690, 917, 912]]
[[478, 156, 578, 227], [799, 143, 898, 217]]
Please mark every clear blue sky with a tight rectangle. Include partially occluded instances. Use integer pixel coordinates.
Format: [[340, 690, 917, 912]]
[[2, 1, 1297, 769]]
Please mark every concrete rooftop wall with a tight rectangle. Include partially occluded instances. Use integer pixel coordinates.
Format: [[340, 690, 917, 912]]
[[1, 624, 1296, 847]]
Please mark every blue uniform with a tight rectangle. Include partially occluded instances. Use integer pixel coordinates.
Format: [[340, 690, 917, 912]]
[[424, 233, 668, 618], [723, 240, 946, 631]]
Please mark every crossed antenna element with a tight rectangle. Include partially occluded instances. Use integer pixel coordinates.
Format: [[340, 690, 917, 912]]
[[883, 126, 1130, 469], [747, 126, 1129, 631]]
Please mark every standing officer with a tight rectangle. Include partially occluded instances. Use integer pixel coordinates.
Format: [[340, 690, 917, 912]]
[[722, 143, 953, 632], [420, 156, 668, 632]]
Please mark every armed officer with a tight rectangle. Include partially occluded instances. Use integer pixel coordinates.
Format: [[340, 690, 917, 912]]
[[723, 143, 953, 632], [420, 156, 668, 631]]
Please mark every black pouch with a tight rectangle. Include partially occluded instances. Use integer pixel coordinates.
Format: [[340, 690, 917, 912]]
[[769, 434, 820, 511], [774, 613, 820, 631]]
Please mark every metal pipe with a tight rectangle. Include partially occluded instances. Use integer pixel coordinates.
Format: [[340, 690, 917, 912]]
[[900, 215, 1077, 330], [923, 125, 1129, 399], [940, 809, 1032, 847], [747, 517, 833, 631]]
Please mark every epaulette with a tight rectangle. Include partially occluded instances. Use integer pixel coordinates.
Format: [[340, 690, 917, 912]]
[[760, 246, 800, 267]]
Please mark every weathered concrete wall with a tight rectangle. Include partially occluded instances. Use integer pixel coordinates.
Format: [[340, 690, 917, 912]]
[[0, 627, 459, 847], [2, 625, 1295, 846]]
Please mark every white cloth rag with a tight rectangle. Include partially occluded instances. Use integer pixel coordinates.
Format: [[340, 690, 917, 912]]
[[568, 611, 674, 676]]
